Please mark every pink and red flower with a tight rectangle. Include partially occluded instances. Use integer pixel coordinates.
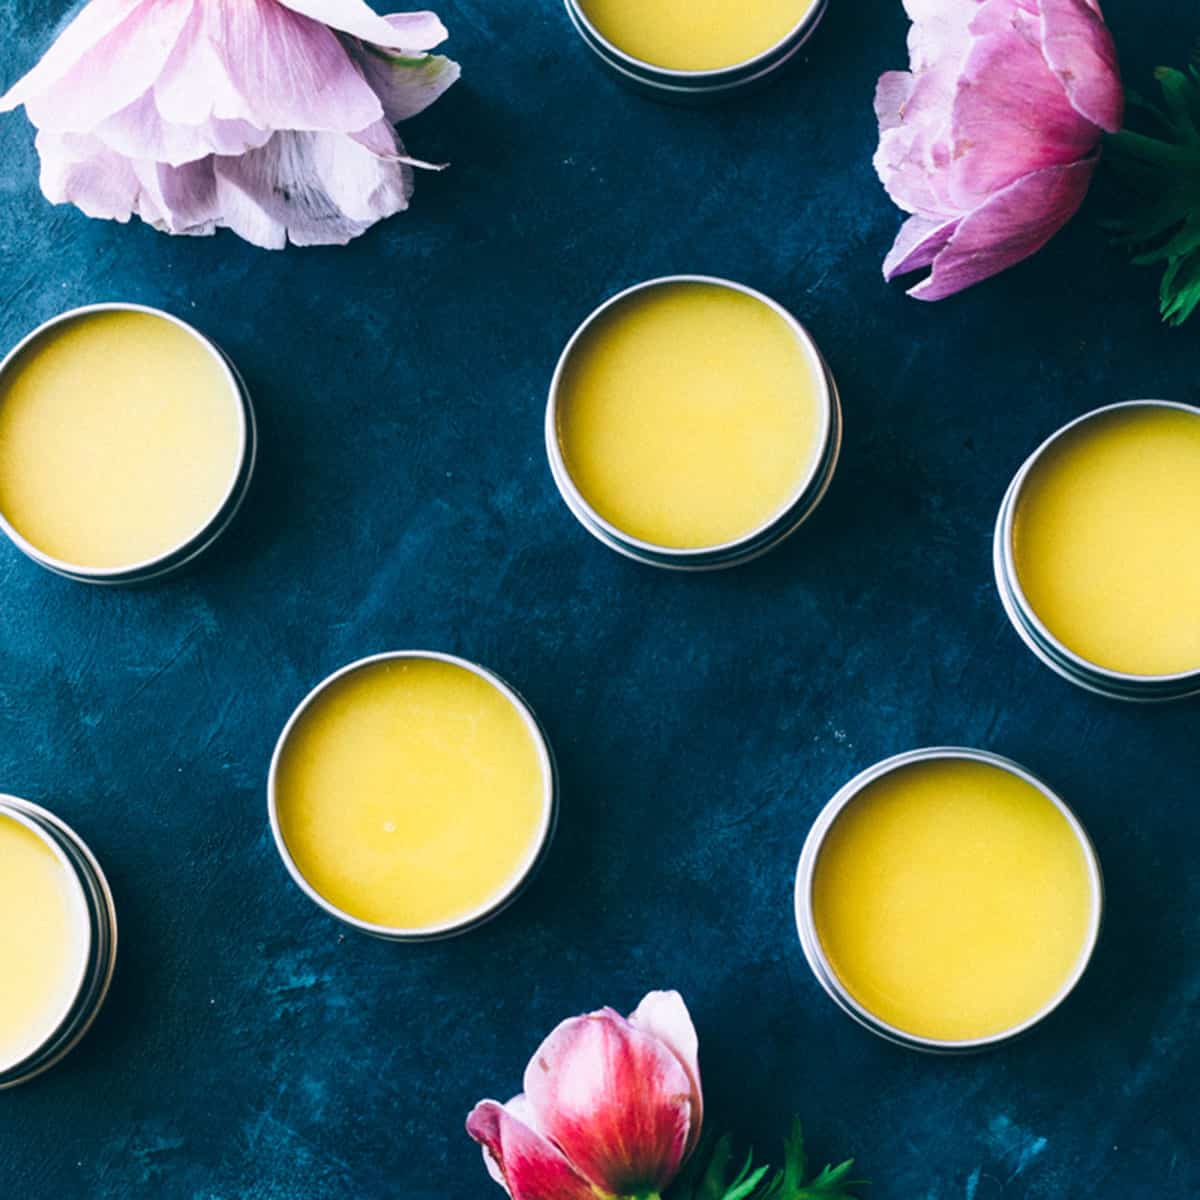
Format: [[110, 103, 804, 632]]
[[467, 991, 703, 1200]]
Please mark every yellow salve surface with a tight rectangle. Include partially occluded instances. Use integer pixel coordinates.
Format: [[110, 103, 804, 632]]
[[1012, 405, 1200, 676], [0, 813, 90, 1071], [275, 658, 549, 931], [0, 310, 243, 570], [812, 760, 1095, 1043], [557, 283, 824, 550], [577, 0, 818, 71]]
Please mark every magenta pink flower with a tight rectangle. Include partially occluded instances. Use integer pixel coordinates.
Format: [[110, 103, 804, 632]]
[[467, 991, 703, 1200], [875, 0, 1123, 300], [0, 0, 459, 248]]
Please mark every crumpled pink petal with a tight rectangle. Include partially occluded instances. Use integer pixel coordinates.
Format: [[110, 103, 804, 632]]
[[523, 1008, 692, 1194], [467, 1101, 599, 1200], [36, 129, 218, 235], [908, 156, 1096, 300], [351, 40, 461, 124], [35, 118, 419, 249], [874, 0, 1121, 299], [0, 0, 457, 248], [211, 125, 414, 249]]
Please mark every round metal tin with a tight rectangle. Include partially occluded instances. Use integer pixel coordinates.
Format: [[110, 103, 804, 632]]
[[993, 400, 1200, 703], [794, 747, 1103, 1054], [546, 276, 842, 570], [0, 795, 118, 1089], [0, 303, 257, 586], [267, 651, 559, 942], [563, 0, 829, 101]]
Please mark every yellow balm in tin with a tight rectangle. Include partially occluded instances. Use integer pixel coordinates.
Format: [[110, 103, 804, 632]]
[[576, 0, 820, 73], [271, 654, 555, 938], [551, 278, 835, 565], [0, 811, 91, 1074], [1011, 403, 1200, 677], [797, 750, 1101, 1050], [0, 306, 248, 579]]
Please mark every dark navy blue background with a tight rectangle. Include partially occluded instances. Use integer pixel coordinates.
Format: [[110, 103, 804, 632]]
[[0, 1, 1196, 1196]]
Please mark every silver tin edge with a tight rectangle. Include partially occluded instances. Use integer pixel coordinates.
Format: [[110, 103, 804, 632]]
[[546, 275, 841, 571], [793, 747, 1104, 1054], [0, 303, 256, 586], [993, 399, 1200, 703], [267, 651, 559, 943], [0, 795, 118, 1089], [563, 0, 828, 100]]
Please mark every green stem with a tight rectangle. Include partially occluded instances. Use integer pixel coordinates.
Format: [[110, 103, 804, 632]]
[[1106, 128, 1200, 167]]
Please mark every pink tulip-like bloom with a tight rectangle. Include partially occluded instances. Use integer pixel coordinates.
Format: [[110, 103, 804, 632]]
[[875, 0, 1122, 300], [0, 0, 459, 248], [467, 991, 703, 1200]]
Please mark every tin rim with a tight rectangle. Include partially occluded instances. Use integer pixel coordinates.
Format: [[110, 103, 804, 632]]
[[0, 795, 117, 1087], [546, 276, 836, 565], [563, 0, 827, 85], [794, 747, 1104, 1053], [267, 651, 559, 941], [995, 399, 1200, 694], [0, 302, 250, 582]]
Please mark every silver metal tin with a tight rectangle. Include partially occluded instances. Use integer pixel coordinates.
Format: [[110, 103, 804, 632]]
[[0, 303, 257, 586], [268, 651, 559, 942], [563, 0, 829, 102], [546, 276, 842, 570], [994, 400, 1200, 703], [794, 747, 1103, 1054], [0, 795, 117, 1089]]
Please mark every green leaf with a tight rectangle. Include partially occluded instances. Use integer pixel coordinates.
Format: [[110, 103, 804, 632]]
[[755, 1121, 866, 1200], [666, 1121, 864, 1200], [1154, 67, 1200, 143], [1107, 59, 1200, 325]]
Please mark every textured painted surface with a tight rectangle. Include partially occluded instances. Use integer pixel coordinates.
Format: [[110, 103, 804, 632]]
[[0, 1, 1196, 1197]]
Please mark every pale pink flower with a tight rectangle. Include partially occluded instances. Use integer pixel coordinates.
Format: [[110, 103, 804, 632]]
[[875, 0, 1122, 300], [0, 0, 459, 248], [466, 991, 703, 1200]]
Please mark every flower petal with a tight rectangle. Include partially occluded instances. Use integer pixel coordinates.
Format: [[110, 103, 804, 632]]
[[882, 213, 960, 279], [278, 1, 447, 50], [35, 129, 140, 222], [628, 991, 703, 1157], [34, 130, 219, 236], [948, 0, 1101, 208], [1038, 0, 1123, 133], [94, 89, 271, 167], [466, 1100, 600, 1200], [524, 1009, 691, 1194], [350, 45, 460, 123], [873, 0, 978, 221], [908, 155, 1095, 300], [902, 0, 978, 74], [18, 0, 195, 132], [211, 126, 413, 249], [152, 0, 382, 138], [0, 0, 148, 112]]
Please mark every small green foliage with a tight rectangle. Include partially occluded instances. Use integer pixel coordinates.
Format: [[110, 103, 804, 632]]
[[667, 1120, 864, 1200], [1107, 55, 1200, 325]]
